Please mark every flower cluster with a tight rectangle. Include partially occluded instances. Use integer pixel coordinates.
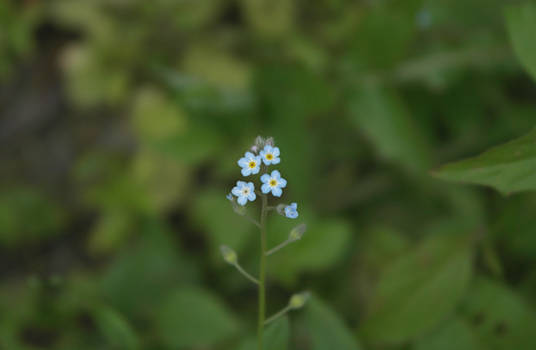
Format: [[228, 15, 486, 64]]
[[229, 137, 299, 219]]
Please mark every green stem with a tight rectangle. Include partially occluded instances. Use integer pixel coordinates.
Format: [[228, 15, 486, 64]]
[[265, 239, 292, 256], [234, 263, 259, 285], [264, 304, 292, 325], [258, 194, 267, 350]]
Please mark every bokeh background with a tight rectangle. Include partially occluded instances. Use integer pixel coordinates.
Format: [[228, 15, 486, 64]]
[[2, 0, 536, 349]]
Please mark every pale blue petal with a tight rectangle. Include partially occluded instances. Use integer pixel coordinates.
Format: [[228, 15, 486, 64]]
[[261, 174, 270, 183], [247, 192, 256, 201], [272, 147, 280, 156], [278, 178, 287, 188], [271, 170, 281, 179], [251, 166, 260, 174], [238, 157, 248, 167], [247, 182, 255, 191], [245, 152, 254, 158], [272, 158, 280, 164], [272, 187, 282, 197], [232, 187, 241, 196], [237, 196, 247, 206], [290, 202, 297, 209], [241, 168, 251, 176], [261, 183, 271, 193]]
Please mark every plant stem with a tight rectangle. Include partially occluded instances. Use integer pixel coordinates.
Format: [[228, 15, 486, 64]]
[[264, 305, 292, 325], [265, 239, 292, 256], [258, 194, 268, 350], [234, 263, 259, 284]]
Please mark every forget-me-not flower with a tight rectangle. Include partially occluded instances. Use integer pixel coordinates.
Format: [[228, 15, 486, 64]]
[[238, 152, 261, 176], [284, 203, 298, 219], [261, 170, 287, 197], [260, 145, 280, 166], [232, 181, 256, 205]]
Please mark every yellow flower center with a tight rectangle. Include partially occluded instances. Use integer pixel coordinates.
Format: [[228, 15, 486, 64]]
[[269, 179, 277, 186], [266, 153, 273, 160], [248, 161, 256, 168]]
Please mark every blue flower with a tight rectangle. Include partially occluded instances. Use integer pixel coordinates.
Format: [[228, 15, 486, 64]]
[[261, 170, 287, 197], [284, 203, 298, 219], [231, 181, 256, 205], [260, 145, 280, 166], [238, 152, 261, 176]]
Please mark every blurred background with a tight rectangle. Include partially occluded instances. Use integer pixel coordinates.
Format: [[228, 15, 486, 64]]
[[2, 0, 536, 349]]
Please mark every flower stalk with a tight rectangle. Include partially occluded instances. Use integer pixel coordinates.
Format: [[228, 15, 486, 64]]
[[223, 136, 309, 350]]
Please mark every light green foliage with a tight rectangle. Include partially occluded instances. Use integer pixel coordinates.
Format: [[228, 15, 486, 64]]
[[434, 128, 536, 194], [155, 287, 240, 348], [305, 295, 362, 350], [459, 278, 536, 349], [268, 212, 352, 285], [349, 87, 431, 172], [506, 3, 536, 82], [0, 188, 64, 246], [360, 232, 473, 345], [414, 318, 483, 350], [93, 306, 140, 349], [238, 317, 290, 350]]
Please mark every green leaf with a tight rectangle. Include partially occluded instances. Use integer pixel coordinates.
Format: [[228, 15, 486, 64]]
[[414, 318, 483, 350], [100, 221, 198, 319], [237, 316, 290, 350], [191, 188, 254, 259], [264, 316, 290, 350], [506, 3, 536, 82], [156, 287, 239, 348], [459, 278, 536, 349], [348, 87, 431, 172], [433, 128, 536, 194], [305, 296, 362, 350], [93, 306, 140, 349], [359, 232, 473, 345], [268, 213, 352, 285]]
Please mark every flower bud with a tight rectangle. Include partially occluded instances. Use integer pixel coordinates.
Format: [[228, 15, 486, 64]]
[[265, 137, 274, 147], [288, 223, 307, 242], [276, 204, 287, 216], [227, 193, 246, 216], [220, 245, 238, 265], [254, 136, 265, 149], [289, 291, 310, 309]]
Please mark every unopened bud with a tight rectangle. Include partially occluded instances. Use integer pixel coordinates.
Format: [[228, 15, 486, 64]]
[[276, 204, 287, 216], [289, 291, 310, 309], [220, 245, 238, 265], [265, 137, 274, 147], [254, 136, 265, 149], [227, 193, 246, 216], [289, 223, 307, 242]]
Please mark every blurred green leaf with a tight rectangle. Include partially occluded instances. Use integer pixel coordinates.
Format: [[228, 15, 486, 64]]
[[100, 221, 197, 318], [192, 188, 254, 258], [433, 128, 536, 194], [414, 318, 483, 350], [0, 187, 65, 246], [93, 306, 140, 349], [264, 316, 290, 350], [459, 277, 536, 349], [506, 2, 536, 82], [348, 87, 431, 172], [240, 0, 294, 37], [156, 286, 239, 348], [359, 232, 473, 345], [268, 214, 352, 285], [305, 295, 362, 350], [237, 316, 290, 350]]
